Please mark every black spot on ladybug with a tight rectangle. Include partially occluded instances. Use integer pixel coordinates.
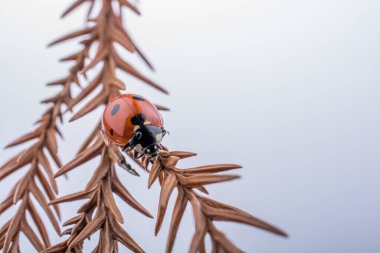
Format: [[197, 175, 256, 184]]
[[133, 96, 145, 101], [130, 113, 146, 126], [110, 128, 114, 136], [111, 104, 120, 116]]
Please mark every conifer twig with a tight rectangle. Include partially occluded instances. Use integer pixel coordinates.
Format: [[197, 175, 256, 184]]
[[142, 148, 287, 253], [44, 0, 287, 252], [1, 0, 287, 252], [43, 0, 167, 252], [0, 9, 94, 251]]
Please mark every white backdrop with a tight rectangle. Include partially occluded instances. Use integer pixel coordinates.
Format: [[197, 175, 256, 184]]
[[1, 0, 380, 252]]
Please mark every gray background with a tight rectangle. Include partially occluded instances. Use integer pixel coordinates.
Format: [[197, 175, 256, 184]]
[[1, 0, 380, 252]]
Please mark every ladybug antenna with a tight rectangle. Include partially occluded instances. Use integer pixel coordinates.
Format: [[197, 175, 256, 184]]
[[162, 128, 169, 136]]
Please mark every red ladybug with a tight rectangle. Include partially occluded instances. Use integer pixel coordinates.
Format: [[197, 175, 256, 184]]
[[102, 94, 167, 159]]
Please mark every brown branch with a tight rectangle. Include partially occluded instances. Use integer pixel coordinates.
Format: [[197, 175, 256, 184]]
[[141, 149, 288, 253], [2, 0, 287, 252], [42, 0, 166, 252], [44, 0, 287, 251], [0, 1, 100, 250], [0, 50, 85, 252], [43, 139, 152, 253]]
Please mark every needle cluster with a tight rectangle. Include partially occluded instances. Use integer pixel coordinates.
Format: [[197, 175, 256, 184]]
[[1, 0, 286, 252]]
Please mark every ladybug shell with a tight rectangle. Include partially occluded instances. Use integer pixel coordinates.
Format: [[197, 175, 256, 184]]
[[102, 94, 163, 146]]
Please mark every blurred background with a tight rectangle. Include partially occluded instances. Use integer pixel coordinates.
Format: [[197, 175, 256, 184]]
[[1, 0, 380, 252]]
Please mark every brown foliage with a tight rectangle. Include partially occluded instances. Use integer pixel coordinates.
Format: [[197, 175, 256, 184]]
[[1, 0, 158, 251], [43, 138, 152, 253], [1, 0, 287, 252], [0, 16, 87, 251], [141, 149, 287, 253], [43, 0, 168, 252]]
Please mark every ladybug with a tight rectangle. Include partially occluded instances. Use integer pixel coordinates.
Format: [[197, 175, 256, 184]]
[[102, 94, 167, 160]]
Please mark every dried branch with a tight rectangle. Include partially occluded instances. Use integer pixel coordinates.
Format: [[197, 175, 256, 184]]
[[44, 0, 286, 251], [43, 138, 152, 253], [0, 19, 93, 250], [2, 0, 287, 252], [0, 2, 116, 252], [42, 0, 167, 252], [139, 149, 288, 253]]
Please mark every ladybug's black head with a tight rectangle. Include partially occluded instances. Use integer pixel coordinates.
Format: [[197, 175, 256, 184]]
[[123, 125, 167, 158]]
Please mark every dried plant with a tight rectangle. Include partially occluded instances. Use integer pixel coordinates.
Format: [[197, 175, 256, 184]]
[[0, 8, 91, 251], [43, 140, 153, 253], [1, 0, 287, 252], [141, 148, 287, 252], [41, 0, 169, 252]]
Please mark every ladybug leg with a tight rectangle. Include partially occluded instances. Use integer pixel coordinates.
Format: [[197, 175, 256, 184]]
[[133, 147, 146, 159], [122, 131, 142, 151], [133, 150, 141, 159], [121, 143, 130, 152]]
